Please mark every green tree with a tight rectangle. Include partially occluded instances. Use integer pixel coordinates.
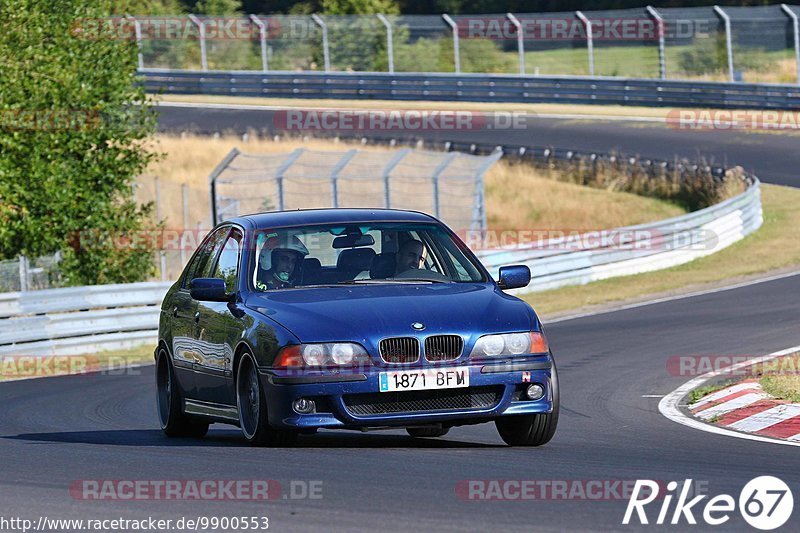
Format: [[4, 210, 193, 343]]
[[0, 0, 160, 285]]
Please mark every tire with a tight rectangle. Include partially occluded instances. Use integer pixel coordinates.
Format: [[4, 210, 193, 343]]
[[406, 427, 450, 438], [495, 358, 559, 447], [156, 350, 209, 438], [236, 352, 297, 447]]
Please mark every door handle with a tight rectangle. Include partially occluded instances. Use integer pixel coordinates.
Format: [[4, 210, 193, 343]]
[[172, 306, 179, 318], [194, 311, 200, 324]]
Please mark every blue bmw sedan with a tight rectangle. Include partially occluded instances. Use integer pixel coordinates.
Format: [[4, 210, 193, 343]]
[[156, 209, 558, 446]]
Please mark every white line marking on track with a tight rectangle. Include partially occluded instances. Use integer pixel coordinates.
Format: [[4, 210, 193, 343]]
[[659, 344, 800, 447]]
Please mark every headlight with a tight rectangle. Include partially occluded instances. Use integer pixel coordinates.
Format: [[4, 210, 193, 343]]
[[275, 342, 370, 368], [469, 332, 548, 358]]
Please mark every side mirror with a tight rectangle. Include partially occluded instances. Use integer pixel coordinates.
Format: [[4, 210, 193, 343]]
[[189, 278, 229, 302], [497, 265, 531, 290]]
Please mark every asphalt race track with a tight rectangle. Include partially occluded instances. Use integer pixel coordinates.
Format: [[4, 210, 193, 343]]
[[155, 103, 800, 188], [2, 273, 799, 530], [0, 105, 798, 531]]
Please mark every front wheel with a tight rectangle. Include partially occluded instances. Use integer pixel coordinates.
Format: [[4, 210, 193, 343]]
[[236, 352, 297, 447], [156, 350, 208, 438], [495, 360, 559, 447]]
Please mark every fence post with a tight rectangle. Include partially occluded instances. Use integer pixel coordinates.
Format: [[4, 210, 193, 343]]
[[207, 148, 240, 225], [311, 14, 331, 72], [442, 14, 460, 74], [18, 255, 28, 292], [430, 152, 458, 219], [713, 6, 734, 82], [380, 148, 411, 208], [329, 150, 358, 209], [646, 6, 666, 79], [506, 13, 525, 75], [181, 184, 189, 266], [575, 11, 594, 76], [154, 176, 167, 281], [188, 15, 208, 71], [249, 14, 269, 72], [472, 148, 503, 232], [782, 4, 800, 84], [376, 14, 394, 73], [125, 15, 144, 70]]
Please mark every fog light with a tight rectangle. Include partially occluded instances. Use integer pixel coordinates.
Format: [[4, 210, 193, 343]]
[[292, 398, 315, 414], [525, 384, 545, 401]]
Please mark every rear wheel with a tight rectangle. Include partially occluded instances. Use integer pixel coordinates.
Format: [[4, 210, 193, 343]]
[[236, 352, 297, 447], [406, 427, 450, 438], [156, 350, 208, 438], [495, 359, 559, 447]]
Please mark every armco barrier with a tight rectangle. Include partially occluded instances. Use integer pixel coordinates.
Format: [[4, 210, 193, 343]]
[[477, 181, 762, 294], [141, 69, 800, 110], [0, 282, 171, 357]]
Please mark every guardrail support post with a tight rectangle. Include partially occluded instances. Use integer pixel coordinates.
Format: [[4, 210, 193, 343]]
[[506, 13, 525, 75], [442, 14, 460, 74], [125, 15, 144, 69], [188, 15, 208, 71], [713, 6, 735, 82], [377, 14, 394, 73], [249, 14, 269, 72], [311, 14, 331, 72], [575, 11, 594, 76], [782, 4, 800, 84], [646, 6, 666, 79]]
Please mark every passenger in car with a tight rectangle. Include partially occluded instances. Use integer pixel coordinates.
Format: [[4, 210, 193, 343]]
[[395, 239, 424, 275]]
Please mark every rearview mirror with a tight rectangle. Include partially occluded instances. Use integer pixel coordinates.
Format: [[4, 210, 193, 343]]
[[189, 278, 229, 302], [497, 265, 531, 290], [332, 233, 375, 249]]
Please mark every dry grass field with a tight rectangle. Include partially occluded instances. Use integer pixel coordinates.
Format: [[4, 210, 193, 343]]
[[138, 134, 686, 232]]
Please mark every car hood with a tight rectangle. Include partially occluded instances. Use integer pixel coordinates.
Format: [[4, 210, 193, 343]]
[[245, 283, 534, 343]]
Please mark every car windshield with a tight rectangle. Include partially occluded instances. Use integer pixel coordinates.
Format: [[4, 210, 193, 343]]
[[252, 222, 486, 291]]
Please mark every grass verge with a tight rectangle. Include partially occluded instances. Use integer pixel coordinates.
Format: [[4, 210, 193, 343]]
[[526, 183, 800, 318], [758, 353, 800, 403]]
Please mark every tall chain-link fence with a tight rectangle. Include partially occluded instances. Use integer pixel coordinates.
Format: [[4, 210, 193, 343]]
[[127, 7, 800, 83], [210, 147, 501, 233]]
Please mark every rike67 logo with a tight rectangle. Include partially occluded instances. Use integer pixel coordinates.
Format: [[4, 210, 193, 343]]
[[623, 476, 793, 529]]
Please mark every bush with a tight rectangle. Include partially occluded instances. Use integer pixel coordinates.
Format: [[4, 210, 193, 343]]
[[0, 0, 160, 285]]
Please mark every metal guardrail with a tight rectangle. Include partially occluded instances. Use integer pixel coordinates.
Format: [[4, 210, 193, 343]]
[[0, 282, 171, 356], [141, 69, 800, 109], [477, 181, 762, 294]]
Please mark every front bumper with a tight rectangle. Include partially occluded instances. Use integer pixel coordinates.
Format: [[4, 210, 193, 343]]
[[259, 357, 554, 429]]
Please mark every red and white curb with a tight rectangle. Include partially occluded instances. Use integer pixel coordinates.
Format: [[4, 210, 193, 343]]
[[659, 345, 800, 447]]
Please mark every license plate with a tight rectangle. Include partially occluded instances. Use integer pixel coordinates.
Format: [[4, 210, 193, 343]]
[[379, 367, 469, 392]]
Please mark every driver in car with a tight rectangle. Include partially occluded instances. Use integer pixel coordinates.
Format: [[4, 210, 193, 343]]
[[256, 234, 309, 290], [395, 239, 424, 275]]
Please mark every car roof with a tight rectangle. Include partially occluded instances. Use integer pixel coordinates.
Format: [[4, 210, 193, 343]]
[[228, 208, 439, 230]]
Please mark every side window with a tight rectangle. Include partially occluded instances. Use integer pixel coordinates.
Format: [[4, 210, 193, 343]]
[[213, 230, 242, 293], [182, 227, 229, 288]]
